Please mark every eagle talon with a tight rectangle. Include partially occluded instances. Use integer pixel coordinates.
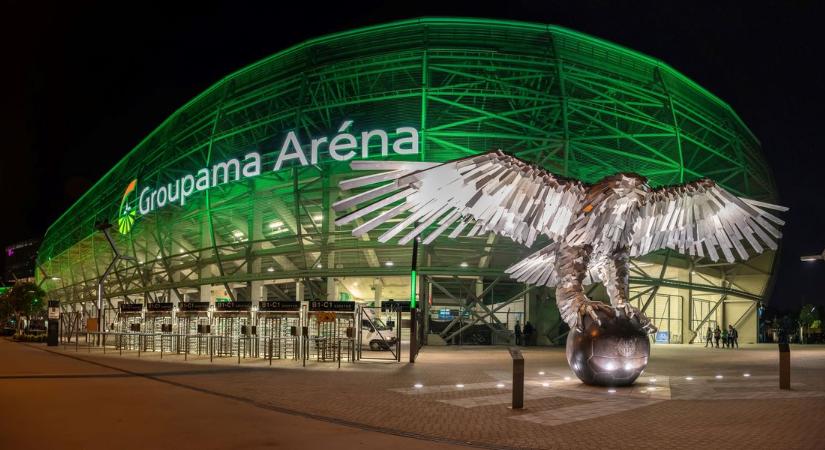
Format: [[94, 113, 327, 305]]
[[576, 300, 612, 330]]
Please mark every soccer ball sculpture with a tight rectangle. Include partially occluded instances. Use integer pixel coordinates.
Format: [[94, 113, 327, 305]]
[[567, 308, 650, 386], [334, 151, 786, 385]]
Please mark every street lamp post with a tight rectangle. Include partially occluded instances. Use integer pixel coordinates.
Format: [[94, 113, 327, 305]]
[[800, 249, 825, 262]]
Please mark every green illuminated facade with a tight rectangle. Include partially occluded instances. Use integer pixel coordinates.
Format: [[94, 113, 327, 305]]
[[37, 18, 777, 344]]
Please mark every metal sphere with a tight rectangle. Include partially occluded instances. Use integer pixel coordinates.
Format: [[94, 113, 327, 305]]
[[566, 308, 650, 386]]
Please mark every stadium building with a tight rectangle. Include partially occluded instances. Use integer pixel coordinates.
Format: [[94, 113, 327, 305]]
[[37, 18, 778, 350]]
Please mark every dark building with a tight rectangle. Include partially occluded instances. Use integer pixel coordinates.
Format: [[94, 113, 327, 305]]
[[4, 238, 40, 283]]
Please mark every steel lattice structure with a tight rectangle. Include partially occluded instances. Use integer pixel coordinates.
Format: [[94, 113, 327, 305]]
[[37, 18, 778, 344]]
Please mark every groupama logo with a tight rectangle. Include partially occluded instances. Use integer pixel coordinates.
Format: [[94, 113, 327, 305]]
[[117, 179, 138, 235]]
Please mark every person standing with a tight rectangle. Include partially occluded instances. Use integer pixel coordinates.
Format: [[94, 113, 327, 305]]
[[714, 325, 721, 348], [705, 326, 713, 348], [514, 320, 523, 346], [729, 325, 739, 349], [523, 321, 534, 346], [721, 326, 729, 348]]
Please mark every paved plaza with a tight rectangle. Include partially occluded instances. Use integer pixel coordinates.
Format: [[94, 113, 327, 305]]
[[2, 338, 825, 449]]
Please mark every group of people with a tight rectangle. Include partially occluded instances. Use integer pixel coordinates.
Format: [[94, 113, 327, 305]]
[[705, 324, 739, 348], [514, 320, 534, 346]]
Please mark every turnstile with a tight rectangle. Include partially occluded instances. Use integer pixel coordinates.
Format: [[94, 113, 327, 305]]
[[212, 301, 253, 358], [177, 302, 210, 355], [257, 301, 302, 361], [306, 301, 356, 364]]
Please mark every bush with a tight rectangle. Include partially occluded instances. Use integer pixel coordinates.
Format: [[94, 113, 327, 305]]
[[13, 333, 47, 343]]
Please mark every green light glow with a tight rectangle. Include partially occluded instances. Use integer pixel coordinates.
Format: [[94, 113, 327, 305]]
[[36, 18, 778, 311], [410, 270, 417, 309]]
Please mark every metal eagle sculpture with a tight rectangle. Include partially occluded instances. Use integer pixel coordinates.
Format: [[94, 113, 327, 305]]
[[333, 150, 786, 347]]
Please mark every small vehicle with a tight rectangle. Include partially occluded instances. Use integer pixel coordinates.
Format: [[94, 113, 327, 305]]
[[361, 309, 397, 351]]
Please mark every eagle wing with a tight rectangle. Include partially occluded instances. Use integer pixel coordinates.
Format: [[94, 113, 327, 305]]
[[333, 150, 586, 247], [630, 179, 787, 263]]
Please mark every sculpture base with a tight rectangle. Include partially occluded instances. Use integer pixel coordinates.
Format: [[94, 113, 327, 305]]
[[566, 309, 650, 386]]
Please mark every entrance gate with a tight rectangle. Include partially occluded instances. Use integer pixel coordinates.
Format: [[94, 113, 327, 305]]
[[177, 302, 210, 356], [257, 301, 301, 362], [306, 300, 356, 365], [213, 301, 252, 358], [145, 302, 174, 353], [358, 305, 402, 362], [117, 303, 143, 351]]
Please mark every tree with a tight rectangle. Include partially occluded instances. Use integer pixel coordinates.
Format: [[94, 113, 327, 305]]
[[5, 281, 46, 333]]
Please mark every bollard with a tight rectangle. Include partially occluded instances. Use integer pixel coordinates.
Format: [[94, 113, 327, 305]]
[[779, 343, 790, 390], [509, 347, 524, 409]]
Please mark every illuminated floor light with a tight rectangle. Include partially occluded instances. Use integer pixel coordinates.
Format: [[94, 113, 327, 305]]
[[648, 387, 656, 391], [538, 371, 545, 375], [413, 383, 423, 389], [563, 376, 571, 381], [685, 376, 694, 381], [743, 373, 751, 377], [607, 389, 616, 393], [640, 389, 648, 393], [496, 383, 505, 388], [715, 375, 724, 379], [650, 377, 657, 383], [455, 384, 464, 388], [541, 383, 549, 387]]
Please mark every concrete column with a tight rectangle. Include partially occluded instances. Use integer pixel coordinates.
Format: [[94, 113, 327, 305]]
[[250, 281, 264, 307], [373, 278, 382, 309], [200, 285, 212, 305], [170, 289, 181, 324], [295, 281, 305, 302], [327, 277, 338, 301]]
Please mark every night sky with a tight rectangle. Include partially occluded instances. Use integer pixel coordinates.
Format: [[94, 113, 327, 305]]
[[2, 1, 823, 312]]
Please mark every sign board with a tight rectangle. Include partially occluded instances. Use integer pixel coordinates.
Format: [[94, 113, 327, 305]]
[[215, 301, 252, 312], [381, 301, 411, 312], [655, 331, 669, 343], [309, 300, 355, 312], [259, 301, 301, 312], [48, 300, 60, 320], [147, 302, 174, 312], [179, 302, 209, 312], [120, 303, 143, 313], [86, 318, 98, 332], [438, 309, 453, 320]]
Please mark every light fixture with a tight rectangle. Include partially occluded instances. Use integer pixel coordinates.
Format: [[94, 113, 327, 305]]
[[267, 267, 275, 273], [312, 214, 323, 222], [455, 384, 464, 388], [269, 221, 283, 229], [715, 375, 724, 379], [384, 261, 394, 267], [232, 230, 244, 237], [460, 261, 469, 268], [538, 371, 545, 375], [743, 373, 751, 377], [541, 382, 549, 387], [496, 383, 505, 388], [650, 377, 657, 383], [563, 376, 571, 381], [413, 383, 423, 389], [316, 263, 323, 269], [685, 376, 694, 381], [50, 277, 61, 281], [607, 389, 616, 393]]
